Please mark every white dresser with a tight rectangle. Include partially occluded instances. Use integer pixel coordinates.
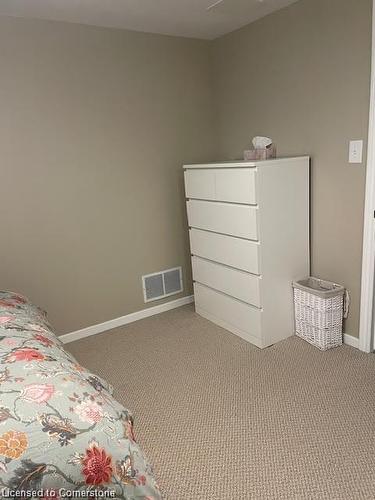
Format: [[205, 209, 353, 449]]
[[184, 157, 310, 348]]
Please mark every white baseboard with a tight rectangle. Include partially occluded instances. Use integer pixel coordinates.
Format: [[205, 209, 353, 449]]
[[60, 295, 194, 345], [343, 333, 359, 349], [60, 297, 360, 350]]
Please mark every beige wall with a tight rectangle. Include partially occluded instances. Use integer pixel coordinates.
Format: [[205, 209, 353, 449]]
[[1, 0, 372, 338], [212, 0, 372, 337], [0, 16, 216, 334]]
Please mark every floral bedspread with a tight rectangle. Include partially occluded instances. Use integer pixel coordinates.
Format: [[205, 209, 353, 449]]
[[0, 291, 160, 499]]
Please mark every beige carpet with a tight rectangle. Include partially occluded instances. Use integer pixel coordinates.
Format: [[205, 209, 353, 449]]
[[67, 304, 375, 499]]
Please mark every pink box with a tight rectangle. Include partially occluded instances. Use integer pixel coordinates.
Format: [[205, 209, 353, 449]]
[[244, 144, 276, 161]]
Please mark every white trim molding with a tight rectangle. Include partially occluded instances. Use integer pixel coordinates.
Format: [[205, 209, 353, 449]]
[[343, 334, 359, 350], [59, 294, 360, 349], [60, 295, 194, 344], [359, 0, 375, 353]]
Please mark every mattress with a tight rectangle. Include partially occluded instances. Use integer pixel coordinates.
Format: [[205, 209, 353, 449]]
[[0, 291, 161, 499]]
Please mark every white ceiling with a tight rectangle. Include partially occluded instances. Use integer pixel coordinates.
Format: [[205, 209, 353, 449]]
[[0, 0, 299, 40]]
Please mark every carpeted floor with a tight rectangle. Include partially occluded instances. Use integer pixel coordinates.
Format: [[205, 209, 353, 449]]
[[67, 304, 375, 499]]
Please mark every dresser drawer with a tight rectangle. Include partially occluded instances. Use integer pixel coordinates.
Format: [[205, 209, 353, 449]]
[[194, 283, 262, 340], [184, 168, 256, 204], [187, 200, 258, 240], [189, 228, 260, 274], [192, 256, 261, 307]]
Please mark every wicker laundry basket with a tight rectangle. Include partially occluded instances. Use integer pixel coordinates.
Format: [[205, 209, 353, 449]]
[[293, 277, 349, 350]]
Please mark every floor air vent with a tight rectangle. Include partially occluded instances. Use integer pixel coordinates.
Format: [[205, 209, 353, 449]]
[[142, 267, 183, 303]]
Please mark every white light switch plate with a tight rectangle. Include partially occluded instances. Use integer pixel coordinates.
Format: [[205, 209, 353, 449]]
[[349, 140, 363, 163]]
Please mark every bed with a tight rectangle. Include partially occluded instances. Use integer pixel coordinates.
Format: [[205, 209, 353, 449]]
[[0, 291, 161, 499]]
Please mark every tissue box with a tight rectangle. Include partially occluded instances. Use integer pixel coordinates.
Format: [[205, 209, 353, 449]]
[[244, 144, 276, 161]]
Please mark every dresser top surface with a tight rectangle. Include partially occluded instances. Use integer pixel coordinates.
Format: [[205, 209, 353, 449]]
[[183, 156, 310, 169]]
